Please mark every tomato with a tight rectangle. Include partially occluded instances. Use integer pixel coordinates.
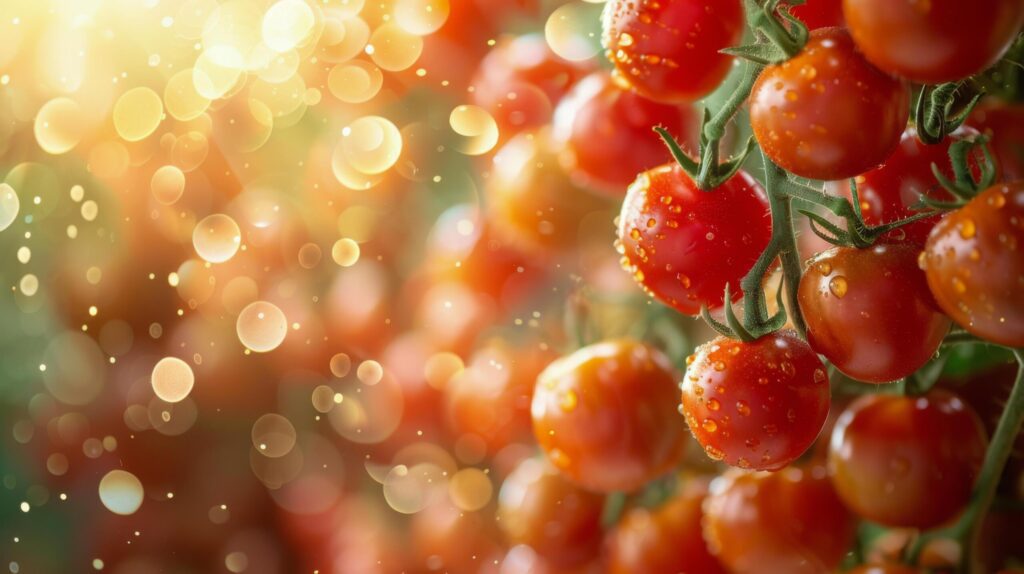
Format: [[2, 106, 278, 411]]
[[601, 0, 744, 102], [499, 544, 605, 574], [828, 390, 988, 528], [703, 466, 856, 574], [847, 566, 921, 574], [532, 339, 688, 493], [616, 164, 771, 315], [410, 500, 502, 572], [798, 244, 952, 383], [498, 458, 605, 568], [750, 28, 911, 181], [971, 101, 1024, 182], [921, 182, 1024, 347], [553, 72, 699, 196], [843, 0, 1024, 83], [607, 478, 728, 574], [790, 0, 844, 29], [681, 330, 831, 471]]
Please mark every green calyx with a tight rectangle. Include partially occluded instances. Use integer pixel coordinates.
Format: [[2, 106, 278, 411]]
[[917, 136, 998, 209], [915, 82, 984, 145]]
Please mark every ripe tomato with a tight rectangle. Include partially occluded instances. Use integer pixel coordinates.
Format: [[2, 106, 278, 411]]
[[681, 330, 831, 471], [553, 72, 699, 196], [703, 466, 856, 573], [532, 340, 688, 493], [601, 0, 744, 102], [798, 244, 952, 383], [843, 0, 1024, 83], [607, 478, 728, 574], [921, 182, 1024, 347], [750, 28, 910, 181], [847, 566, 921, 574], [616, 164, 771, 315], [790, 0, 844, 29], [410, 500, 502, 572], [498, 458, 605, 568], [828, 390, 988, 528], [971, 101, 1024, 182]]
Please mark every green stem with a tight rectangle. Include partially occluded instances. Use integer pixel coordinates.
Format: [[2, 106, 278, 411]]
[[762, 158, 807, 336]]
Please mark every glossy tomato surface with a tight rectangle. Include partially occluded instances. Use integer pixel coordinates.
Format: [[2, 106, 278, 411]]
[[532, 339, 688, 493], [617, 164, 771, 315], [843, 0, 1024, 83], [750, 27, 910, 181], [798, 244, 952, 383], [601, 0, 744, 102], [828, 390, 988, 528], [922, 182, 1024, 347], [791, 0, 844, 29], [681, 330, 831, 470], [971, 101, 1024, 182]]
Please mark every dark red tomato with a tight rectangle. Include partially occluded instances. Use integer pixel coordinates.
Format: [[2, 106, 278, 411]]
[[798, 244, 952, 383], [921, 182, 1024, 347], [971, 101, 1024, 181], [607, 478, 728, 574], [601, 0, 744, 102], [703, 466, 856, 574], [828, 390, 988, 528], [844, 0, 1024, 83], [847, 566, 921, 574], [681, 330, 831, 471], [830, 126, 988, 245], [553, 72, 699, 196], [471, 34, 593, 137], [616, 164, 771, 315], [750, 28, 910, 181], [498, 458, 605, 568], [532, 340, 688, 493], [790, 0, 844, 29]]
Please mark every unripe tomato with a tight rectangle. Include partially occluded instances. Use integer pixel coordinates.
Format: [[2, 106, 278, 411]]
[[601, 0, 744, 103], [616, 164, 771, 315], [791, 0, 844, 29], [798, 244, 952, 383], [553, 72, 699, 196], [703, 466, 856, 574], [532, 340, 688, 493], [828, 390, 988, 528], [971, 101, 1024, 182], [921, 182, 1024, 347], [750, 28, 910, 181], [498, 458, 605, 568], [681, 330, 831, 471], [843, 0, 1024, 83]]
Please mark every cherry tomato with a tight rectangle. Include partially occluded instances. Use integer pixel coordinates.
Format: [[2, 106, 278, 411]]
[[828, 390, 988, 528], [532, 339, 688, 492], [553, 72, 699, 196], [601, 0, 744, 102], [616, 164, 771, 315], [498, 458, 605, 568], [750, 28, 911, 181], [921, 182, 1024, 347], [847, 566, 921, 574], [971, 101, 1024, 182], [790, 0, 844, 29], [798, 244, 952, 383], [703, 466, 856, 573], [681, 330, 831, 471], [607, 478, 728, 574], [843, 0, 1024, 83], [410, 500, 502, 572]]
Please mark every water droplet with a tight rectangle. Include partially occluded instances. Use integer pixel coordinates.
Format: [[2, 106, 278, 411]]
[[678, 273, 692, 288], [713, 361, 726, 372], [736, 401, 750, 416], [559, 389, 578, 412], [704, 445, 724, 460], [780, 361, 795, 377], [828, 275, 848, 298], [813, 368, 827, 384], [959, 218, 976, 239], [952, 276, 967, 294], [702, 419, 718, 432], [816, 261, 832, 275], [707, 398, 720, 411]]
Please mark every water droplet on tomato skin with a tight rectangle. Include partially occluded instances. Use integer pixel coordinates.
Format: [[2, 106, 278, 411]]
[[828, 275, 848, 298], [702, 419, 718, 432]]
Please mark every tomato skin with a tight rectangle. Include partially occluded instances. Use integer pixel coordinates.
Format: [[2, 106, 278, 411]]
[[828, 390, 988, 529], [790, 0, 844, 29], [922, 182, 1024, 347], [616, 164, 771, 315], [601, 0, 744, 103], [681, 330, 831, 471], [798, 244, 952, 384], [498, 458, 605, 568], [553, 72, 699, 196], [970, 101, 1024, 182], [703, 466, 856, 574], [750, 28, 910, 181], [843, 0, 1024, 84], [532, 340, 688, 493]]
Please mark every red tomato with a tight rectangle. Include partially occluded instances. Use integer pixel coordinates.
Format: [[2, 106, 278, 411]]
[[848, 566, 921, 574], [498, 458, 605, 568], [703, 466, 856, 573], [607, 478, 728, 574], [681, 330, 831, 471], [750, 28, 911, 181], [553, 72, 699, 196], [790, 0, 844, 29], [532, 340, 688, 493], [921, 182, 1024, 347], [616, 164, 771, 315], [601, 0, 744, 102], [410, 500, 503, 572], [971, 101, 1024, 182], [843, 0, 1024, 83], [828, 390, 988, 528], [798, 244, 952, 383]]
